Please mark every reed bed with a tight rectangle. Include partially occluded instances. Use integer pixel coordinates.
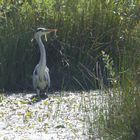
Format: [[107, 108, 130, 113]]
[[0, 0, 140, 139]]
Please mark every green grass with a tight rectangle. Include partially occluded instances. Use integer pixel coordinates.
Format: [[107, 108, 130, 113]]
[[0, 0, 139, 90], [0, 0, 140, 139]]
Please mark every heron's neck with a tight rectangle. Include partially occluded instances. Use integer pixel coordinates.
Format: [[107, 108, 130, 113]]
[[36, 37, 46, 69]]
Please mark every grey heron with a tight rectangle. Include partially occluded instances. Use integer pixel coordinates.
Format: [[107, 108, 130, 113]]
[[33, 27, 57, 97]]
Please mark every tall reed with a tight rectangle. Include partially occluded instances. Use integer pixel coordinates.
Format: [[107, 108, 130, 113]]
[[0, 0, 139, 91], [0, 0, 140, 139]]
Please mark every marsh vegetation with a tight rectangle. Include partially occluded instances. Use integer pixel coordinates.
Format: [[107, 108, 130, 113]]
[[0, 0, 140, 139]]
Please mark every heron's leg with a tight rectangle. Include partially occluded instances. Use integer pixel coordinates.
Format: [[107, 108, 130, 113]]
[[37, 89, 43, 99], [45, 88, 48, 95], [30, 88, 41, 102], [37, 89, 40, 96], [45, 88, 49, 98]]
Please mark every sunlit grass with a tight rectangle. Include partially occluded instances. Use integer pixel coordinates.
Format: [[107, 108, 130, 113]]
[[0, 0, 140, 139], [0, 91, 104, 139]]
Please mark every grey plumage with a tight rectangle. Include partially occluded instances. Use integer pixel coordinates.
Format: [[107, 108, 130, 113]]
[[33, 27, 57, 96]]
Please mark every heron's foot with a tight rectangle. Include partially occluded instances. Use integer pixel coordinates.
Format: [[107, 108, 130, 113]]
[[30, 94, 48, 103], [39, 93, 48, 100]]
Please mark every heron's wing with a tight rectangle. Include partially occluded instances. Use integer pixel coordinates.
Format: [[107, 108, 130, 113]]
[[33, 64, 39, 89], [44, 67, 50, 88]]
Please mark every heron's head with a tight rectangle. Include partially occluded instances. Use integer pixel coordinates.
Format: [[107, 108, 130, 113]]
[[34, 27, 57, 41]]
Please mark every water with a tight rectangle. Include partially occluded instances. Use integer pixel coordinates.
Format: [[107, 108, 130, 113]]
[[0, 91, 108, 140]]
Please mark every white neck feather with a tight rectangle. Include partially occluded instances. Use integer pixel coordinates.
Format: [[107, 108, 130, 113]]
[[36, 36, 46, 71]]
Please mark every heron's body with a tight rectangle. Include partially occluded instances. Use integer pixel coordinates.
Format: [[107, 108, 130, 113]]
[[33, 64, 50, 93], [33, 27, 56, 96]]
